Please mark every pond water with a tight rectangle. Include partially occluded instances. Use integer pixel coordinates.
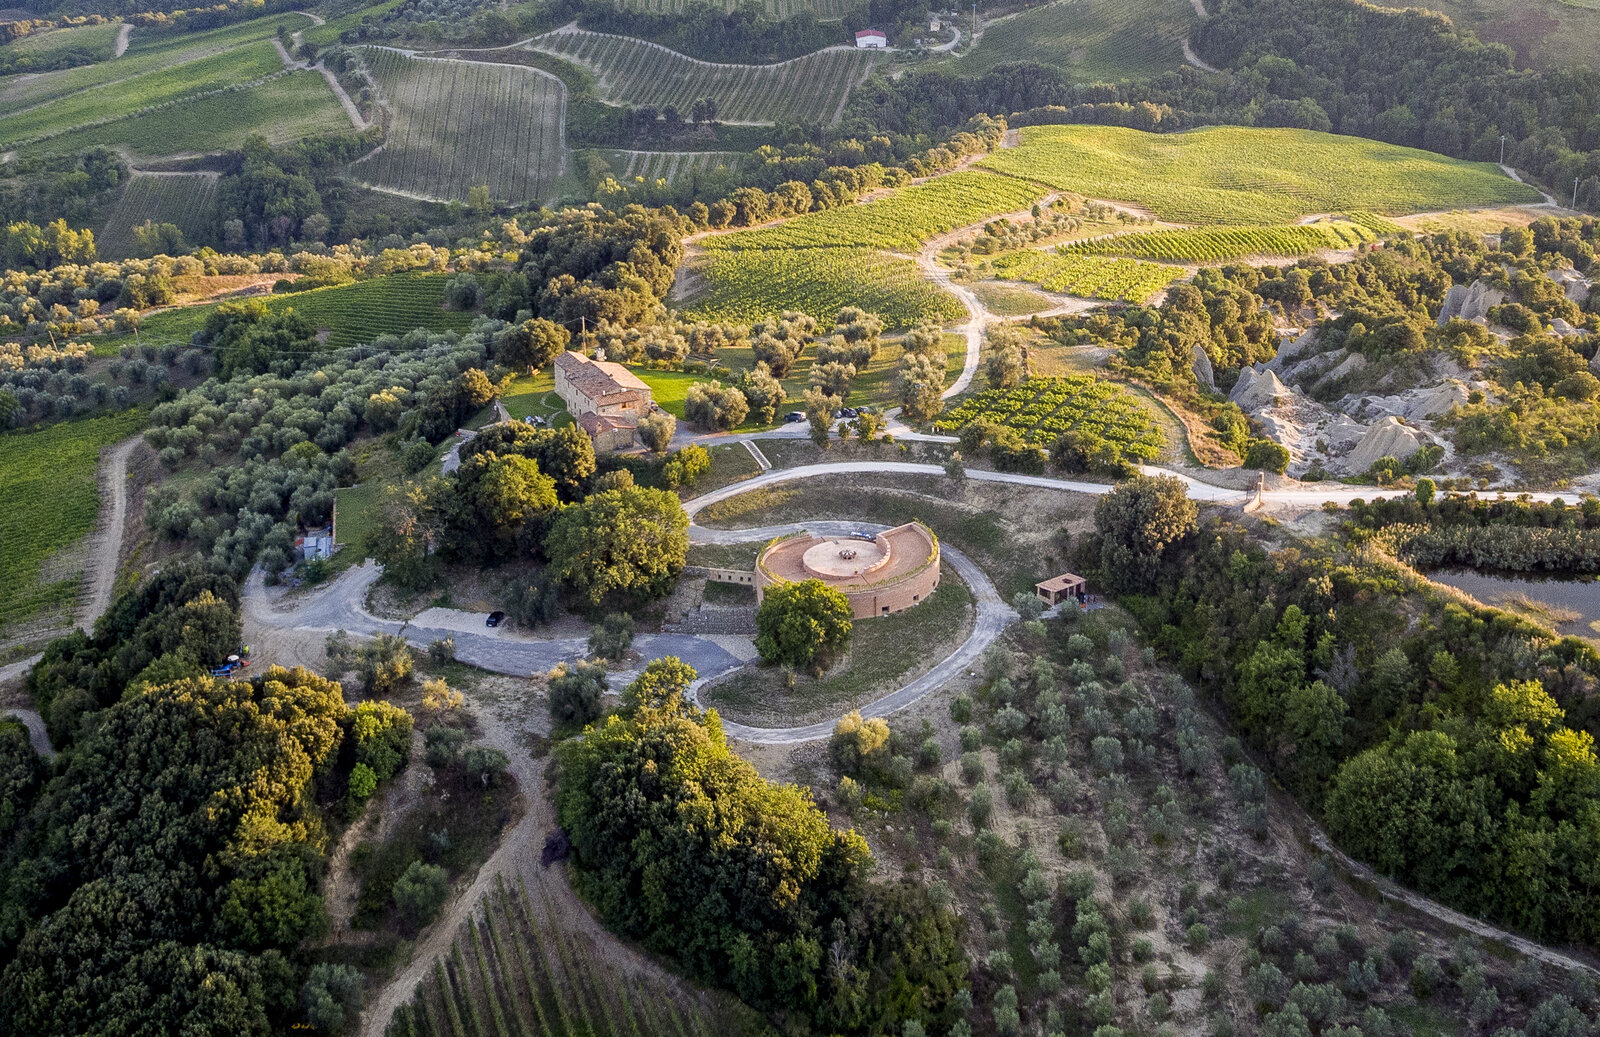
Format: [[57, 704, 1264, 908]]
[[1427, 569, 1600, 639]]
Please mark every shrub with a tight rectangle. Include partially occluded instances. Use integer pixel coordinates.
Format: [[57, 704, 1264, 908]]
[[830, 709, 890, 774], [588, 611, 635, 662], [392, 860, 450, 930], [548, 659, 608, 727], [685, 381, 748, 430]]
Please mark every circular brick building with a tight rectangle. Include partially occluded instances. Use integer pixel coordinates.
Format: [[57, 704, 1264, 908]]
[[756, 522, 940, 619]]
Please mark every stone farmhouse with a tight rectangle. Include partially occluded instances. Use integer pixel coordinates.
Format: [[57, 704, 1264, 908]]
[[553, 350, 654, 452]]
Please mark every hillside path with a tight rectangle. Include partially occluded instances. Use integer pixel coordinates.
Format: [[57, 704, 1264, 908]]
[[113, 23, 131, 58], [1182, 39, 1218, 72], [78, 437, 136, 632]]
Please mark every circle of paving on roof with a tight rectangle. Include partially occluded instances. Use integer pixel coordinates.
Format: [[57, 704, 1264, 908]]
[[756, 522, 940, 619]]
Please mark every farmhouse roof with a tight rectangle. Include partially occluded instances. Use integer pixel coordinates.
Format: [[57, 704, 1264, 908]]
[[855, 28, 886, 38], [555, 351, 649, 406], [1036, 572, 1086, 593], [576, 411, 637, 436]]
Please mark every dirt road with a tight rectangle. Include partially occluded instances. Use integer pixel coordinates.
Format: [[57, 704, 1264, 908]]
[[77, 438, 137, 631]]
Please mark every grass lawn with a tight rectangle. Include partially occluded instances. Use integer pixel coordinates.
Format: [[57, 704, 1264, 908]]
[[332, 436, 450, 562], [701, 572, 974, 725], [971, 281, 1059, 317], [686, 541, 767, 570], [981, 125, 1542, 224], [499, 371, 570, 425], [683, 443, 762, 497]]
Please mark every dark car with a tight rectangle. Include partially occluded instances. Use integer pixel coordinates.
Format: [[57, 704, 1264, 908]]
[[486, 611, 506, 628], [784, 411, 806, 423]]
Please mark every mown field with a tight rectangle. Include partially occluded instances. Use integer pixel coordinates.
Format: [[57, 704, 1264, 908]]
[[1060, 219, 1377, 262], [932, 375, 1165, 454], [984, 250, 1178, 302], [958, 0, 1194, 80], [0, 409, 145, 640], [20, 70, 351, 158], [704, 170, 1046, 252], [1408, 0, 1600, 71], [600, 149, 745, 183], [529, 29, 875, 125], [353, 49, 566, 202], [385, 875, 763, 1037], [0, 11, 311, 111], [100, 272, 477, 354], [97, 172, 220, 257], [981, 125, 1543, 223], [682, 246, 965, 327]]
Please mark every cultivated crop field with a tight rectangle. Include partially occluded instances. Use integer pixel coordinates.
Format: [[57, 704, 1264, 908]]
[[354, 49, 565, 202], [959, 0, 1193, 80], [22, 70, 351, 157], [683, 246, 966, 327], [1062, 220, 1377, 262], [985, 250, 1179, 302], [0, 40, 285, 148], [0, 21, 121, 63], [386, 876, 759, 1037], [602, 149, 745, 183], [0, 11, 312, 111], [97, 172, 220, 256], [981, 125, 1543, 223], [933, 376, 1165, 454], [529, 29, 875, 125], [705, 170, 1046, 252], [0, 409, 145, 640]]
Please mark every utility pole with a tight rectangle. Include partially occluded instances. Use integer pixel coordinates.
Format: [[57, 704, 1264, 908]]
[[1576, 176, 1582, 209]]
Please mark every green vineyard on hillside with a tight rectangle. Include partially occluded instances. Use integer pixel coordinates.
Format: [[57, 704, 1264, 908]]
[[610, 0, 855, 19], [529, 30, 876, 125], [1060, 220, 1377, 262], [933, 376, 1165, 454], [354, 48, 566, 202], [386, 876, 763, 1037], [705, 171, 1046, 252], [98, 173, 220, 257], [683, 247, 965, 328], [958, 0, 1193, 80], [981, 125, 1543, 224], [601, 150, 746, 183], [986, 251, 1178, 302]]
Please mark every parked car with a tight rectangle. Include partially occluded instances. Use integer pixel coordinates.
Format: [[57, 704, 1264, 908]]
[[486, 611, 505, 628], [840, 407, 859, 418], [784, 411, 806, 423]]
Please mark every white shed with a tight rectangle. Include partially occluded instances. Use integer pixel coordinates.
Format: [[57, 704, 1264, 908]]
[[855, 28, 887, 48]]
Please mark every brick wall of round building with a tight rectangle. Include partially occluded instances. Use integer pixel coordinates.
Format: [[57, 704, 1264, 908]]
[[755, 524, 941, 620]]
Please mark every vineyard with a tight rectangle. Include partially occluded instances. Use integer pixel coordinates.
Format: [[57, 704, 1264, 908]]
[[0, 21, 121, 63], [129, 272, 477, 351], [705, 171, 1046, 252], [985, 250, 1179, 302], [0, 409, 146, 640], [528, 30, 875, 125], [932, 376, 1165, 454], [23, 70, 351, 158], [682, 246, 966, 327], [1060, 220, 1377, 262], [608, 0, 855, 18], [354, 49, 566, 202], [98, 172, 220, 256], [0, 40, 285, 147], [981, 125, 1543, 224], [385, 875, 760, 1037], [0, 11, 313, 111], [958, 0, 1192, 80], [602, 149, 746, 183]]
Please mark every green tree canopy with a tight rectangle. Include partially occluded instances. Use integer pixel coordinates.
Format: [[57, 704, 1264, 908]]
[[755, 578, 854, 670], [1089, 475, 1199, 594], [546, 486, 689, 606]]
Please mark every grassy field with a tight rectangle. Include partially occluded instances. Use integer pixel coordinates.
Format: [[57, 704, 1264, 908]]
[[530, 29, 876, 125], [0, 21, 121, 63], [97, 172, 220, 256], [958, 0, 1194, 80], [609, 0, 856, 17], [981, 125, 1543, 223], [984, 250, 1179, 302], [971, 281, 1058, 316], [353, 48, 566, 203], [681, 246, 966, 329], [0, 409, 146, 640], [95, 272, 477, 355], [704, 171, 1047, 253], [301, 0, 405, 47], [0, 41, 285, 147], [1060, 219, 1377, 261], [385, 875, 762, 1037], [0, 12, 312, 111]]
